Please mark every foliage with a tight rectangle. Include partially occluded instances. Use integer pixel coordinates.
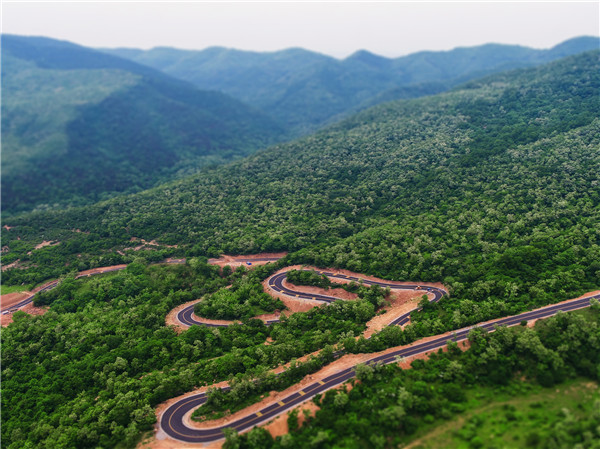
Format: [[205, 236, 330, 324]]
[[1, 261, 375, 448], [286, 269, 333, 289], [194, 278, 285, 320], [192, 347, 334, 421], [5, 52, 598, 332], [226, 309, 600, 448]]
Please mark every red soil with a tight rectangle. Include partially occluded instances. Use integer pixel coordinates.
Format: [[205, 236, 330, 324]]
[[1, 291, 31, 310], [1, 302, 48, 326], [208, 253, 287, 268]]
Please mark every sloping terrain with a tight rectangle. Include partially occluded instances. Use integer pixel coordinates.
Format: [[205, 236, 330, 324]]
[[105, 36, 600, 134], [1, 35, 283, 214], [1, 50, 599, 449], [3, 51, 599, 315]]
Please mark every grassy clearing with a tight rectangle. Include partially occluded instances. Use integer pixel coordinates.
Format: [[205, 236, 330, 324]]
[[405, 378, 599, 449], [0, 284, 30, 295]]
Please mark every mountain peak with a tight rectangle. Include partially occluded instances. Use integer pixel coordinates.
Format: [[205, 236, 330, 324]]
[[345, 49, 390, 67]]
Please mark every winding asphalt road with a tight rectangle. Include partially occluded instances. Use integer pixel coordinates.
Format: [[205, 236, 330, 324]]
[[176, 269, 445, 327], [162, 269, 598, 443]]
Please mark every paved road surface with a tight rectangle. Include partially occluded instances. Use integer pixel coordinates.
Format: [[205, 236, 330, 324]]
[[162, 269, 598, 443], [176, 269, 445, 327]]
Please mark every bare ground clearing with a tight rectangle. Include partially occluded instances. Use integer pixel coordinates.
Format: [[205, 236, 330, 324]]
[[208, 253, 287, 268]]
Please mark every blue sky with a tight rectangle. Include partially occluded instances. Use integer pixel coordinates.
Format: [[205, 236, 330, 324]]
[[3, 1, 599, 58]]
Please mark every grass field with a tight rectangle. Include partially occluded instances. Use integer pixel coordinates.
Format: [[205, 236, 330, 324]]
[[0, 284, 30, 295], [405, 378, 599, 449]]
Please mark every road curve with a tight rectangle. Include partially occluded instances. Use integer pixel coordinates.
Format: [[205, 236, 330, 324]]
[[161, 292, 599, 443], [1, 266, 127, 313], [176, 269, 446, 327]]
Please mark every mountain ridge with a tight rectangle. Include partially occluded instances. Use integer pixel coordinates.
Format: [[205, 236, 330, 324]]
[[103, 36, 599, 134], [1, 34, 284, 215]]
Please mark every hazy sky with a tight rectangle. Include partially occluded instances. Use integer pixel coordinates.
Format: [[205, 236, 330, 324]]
[[2, 1, 599, 58]]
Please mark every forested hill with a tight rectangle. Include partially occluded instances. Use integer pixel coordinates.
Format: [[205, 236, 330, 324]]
[[104, 36, 600, 134], [4, 51, 599, 312], [1, 35, 283, 215]]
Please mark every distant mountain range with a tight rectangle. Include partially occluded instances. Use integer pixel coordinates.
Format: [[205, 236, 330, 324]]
[[1, 35, 283, 214], [2, 34, 597, 215], [105, 36, 599, 135]]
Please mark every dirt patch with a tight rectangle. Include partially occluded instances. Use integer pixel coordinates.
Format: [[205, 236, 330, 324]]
[[76, 264, 128, 277], [263, 401, 320, 440], [1, 302, 48, 326], [208, 253, 287, 268], [1, 259, 24, 272], [34, 240, 60, 250], [1, 291, 32, 310], [123, 238, 179, 252], [266, 287, 324, 314], [364, 290, 430, 338], [283, 280, 359, 301], [131, 237, 179, 248]]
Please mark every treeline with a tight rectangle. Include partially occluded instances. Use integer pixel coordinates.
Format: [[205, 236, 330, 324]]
[[225, 306, 600, 449]]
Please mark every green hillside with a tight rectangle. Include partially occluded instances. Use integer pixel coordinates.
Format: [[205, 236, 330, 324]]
[[1, 35, 283, 215], [2, 51, 599, 449], [4, 51, 599, 314], [105, 36, 600, 134]]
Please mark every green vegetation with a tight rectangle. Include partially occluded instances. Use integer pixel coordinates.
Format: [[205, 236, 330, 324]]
[[2, 51, 600, 449], [4, 51, 599, 330], [106, 36, 600, 135], [286, 269, 333, 289], [1, 35, 283, 214], [286, 269, 390, 301], [1, 261, 377, 448], [225, 308, 600, 448], [191, 349, 334, 422], [411, 379, 599, 449], [0, 284, 31, 295], [194, 281, 286, 320]]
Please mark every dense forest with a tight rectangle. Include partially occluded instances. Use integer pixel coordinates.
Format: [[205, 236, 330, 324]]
[[106, 36, 600, 134], [2, 50, 599, 449], [1, 261, 382, 448], [4, 51, 599, 319], [1, 35, 283, 214]]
